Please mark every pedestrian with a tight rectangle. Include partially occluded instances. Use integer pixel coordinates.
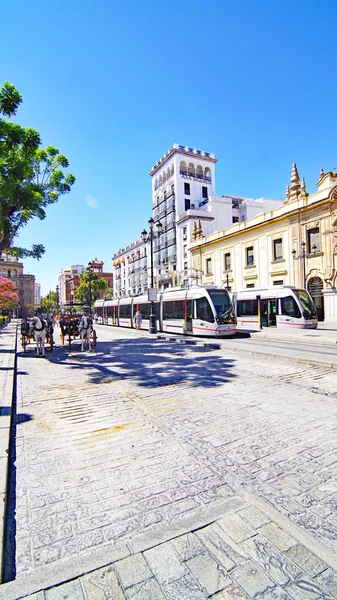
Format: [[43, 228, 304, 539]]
[[133, 310, 142, 331]]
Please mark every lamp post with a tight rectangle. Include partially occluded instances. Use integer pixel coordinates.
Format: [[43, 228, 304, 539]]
[[292, 241, 317, 289], [141, 218, 163, 333], [86, 262, 93, 315]]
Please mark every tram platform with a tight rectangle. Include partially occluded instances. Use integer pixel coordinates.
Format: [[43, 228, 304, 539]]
[[241, 321, 337, 346]]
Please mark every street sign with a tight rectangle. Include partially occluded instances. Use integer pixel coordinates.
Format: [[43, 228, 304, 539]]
[[148, 288, 157, 301]]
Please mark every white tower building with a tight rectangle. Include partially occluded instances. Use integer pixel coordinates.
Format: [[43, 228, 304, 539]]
[[111, 144, 282, 295]]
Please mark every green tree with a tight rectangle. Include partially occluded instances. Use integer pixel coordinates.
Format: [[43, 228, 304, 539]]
[[0, 82, 75, 259], [74, 272, 110, 309], [40, 290, 58, 310]]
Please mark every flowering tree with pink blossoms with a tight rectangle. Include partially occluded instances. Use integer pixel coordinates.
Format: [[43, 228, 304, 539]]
[[0, 276, 20, 311]]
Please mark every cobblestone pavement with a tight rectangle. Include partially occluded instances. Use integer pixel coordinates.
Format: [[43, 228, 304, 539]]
[[4, 326, 337, 598]]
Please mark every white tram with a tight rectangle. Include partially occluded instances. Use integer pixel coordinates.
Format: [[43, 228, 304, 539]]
[[94, 285, 236, 337], [233, 285, 318, 330]]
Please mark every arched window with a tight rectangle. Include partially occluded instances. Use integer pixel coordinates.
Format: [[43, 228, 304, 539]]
[[308, 276, 323, 297], [196, 165, 203, 178], [205, 167, 211, 181], [308, 276, 324, 321], [188, 163, 195, 176], [154, 179, 158, 190], [180, 161, 187, 175], [170, 164, 174, 176]]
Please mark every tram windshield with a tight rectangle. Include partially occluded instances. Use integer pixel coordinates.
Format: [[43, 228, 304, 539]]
[[208, 290, 235, 324], [295, 289, 317, 319]]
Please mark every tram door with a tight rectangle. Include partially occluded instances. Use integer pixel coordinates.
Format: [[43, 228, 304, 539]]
[[261, 298, 277, 327], [185, 299, 193, 333]]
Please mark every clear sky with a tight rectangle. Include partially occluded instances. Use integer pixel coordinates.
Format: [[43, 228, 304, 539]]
[[2, 0, 336, 296]]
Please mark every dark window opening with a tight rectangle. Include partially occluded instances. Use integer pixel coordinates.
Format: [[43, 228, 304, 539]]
[[273, 238, 283, 260]]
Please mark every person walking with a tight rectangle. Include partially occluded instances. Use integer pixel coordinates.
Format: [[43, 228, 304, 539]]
[[133, 310, 142, 331]]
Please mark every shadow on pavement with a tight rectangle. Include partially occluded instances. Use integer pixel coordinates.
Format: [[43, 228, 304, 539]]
[[46, 337, 237, 388]]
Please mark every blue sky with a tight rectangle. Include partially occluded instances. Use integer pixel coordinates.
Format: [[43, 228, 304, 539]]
[[2, 0, 336, 296]]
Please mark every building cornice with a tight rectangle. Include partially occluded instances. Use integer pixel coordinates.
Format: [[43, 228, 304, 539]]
[[189, 192, 336, 251], [150, 144, 217, 176]]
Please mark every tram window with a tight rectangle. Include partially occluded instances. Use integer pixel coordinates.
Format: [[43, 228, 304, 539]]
[[163, 300, 184, 320], [196, 297, 214, 322], [137, 303, 156, 319], [281, 296, 301, 318], [107, 306, 115, 317], [119, 304, 131, 318], [236, 299, 258, 317]]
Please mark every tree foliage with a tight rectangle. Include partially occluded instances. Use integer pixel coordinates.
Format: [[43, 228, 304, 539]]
[[40, 290, 59, 309], [0, 276, 20, 310], [74, 271, 110, 307], [0, 81, 75, 259]]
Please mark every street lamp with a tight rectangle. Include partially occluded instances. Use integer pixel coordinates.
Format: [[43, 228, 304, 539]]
[[86, 262, 93, 315], [292, 241, 317, 289], [141, 218, 163, 333]]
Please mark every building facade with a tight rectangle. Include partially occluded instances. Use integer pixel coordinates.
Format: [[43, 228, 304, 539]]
[[58, 265, 85, 307], [111, 144, 281, 297], [0, 252, 35, 316], [58, 261, 113, 308], [189, 165, 337, 322]]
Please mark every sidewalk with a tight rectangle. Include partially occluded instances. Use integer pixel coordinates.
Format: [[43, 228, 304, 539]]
[[1, 324, 337, 599], [247, 322, 337, 346], [0, 321, 17, 583]]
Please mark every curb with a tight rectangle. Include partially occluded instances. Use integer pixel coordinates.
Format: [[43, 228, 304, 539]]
[[0, 323, 17, 584], [156, 334, 337, 369]]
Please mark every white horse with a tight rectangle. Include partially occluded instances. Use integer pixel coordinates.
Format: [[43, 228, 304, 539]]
[[30, 315, 47, 356], [78, 315, 93, 351]]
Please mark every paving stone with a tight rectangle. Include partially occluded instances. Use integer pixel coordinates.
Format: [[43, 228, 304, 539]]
[[161, 572, 207, 599], [241, 535, 301, 585], [231, 560, 275, 597], [255, 588, 292, 599], [185, 551, 232, 595], [143, 541, 186, 583], [44, 579, 85, 599], [81, 565, 126, 599], [237, 505, 271, 529], [124, 577, 166, 600], [195, 523, 241, 571], [171, 532, 205, 561], [284, 544, 328, 578], [314, 568, 337, 597], [209, 585, 248, 599], [114, 553, 153, 589], [217, 512, 257, 543], [257, 523, 297, 552], [284, 574, 335, 600]]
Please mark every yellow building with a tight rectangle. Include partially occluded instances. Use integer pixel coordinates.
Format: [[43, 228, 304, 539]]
[[190, 166, 337, 322]]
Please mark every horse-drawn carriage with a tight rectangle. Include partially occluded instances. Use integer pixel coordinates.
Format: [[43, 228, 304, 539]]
[[21, 316, 54, 355], [59, 313, 97, 350]]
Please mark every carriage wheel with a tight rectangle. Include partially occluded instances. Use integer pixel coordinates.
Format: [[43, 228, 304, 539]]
[[92, 329, 97, 346]]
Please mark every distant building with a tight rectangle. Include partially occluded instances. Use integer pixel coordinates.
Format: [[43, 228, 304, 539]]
[[58, 265, 85, 308], [112, 144, 282, 296], [0, 252, 35, 316], [89, 259, 113, 299], [34, 282, 41, 307], [58, 260, 113, 308]]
